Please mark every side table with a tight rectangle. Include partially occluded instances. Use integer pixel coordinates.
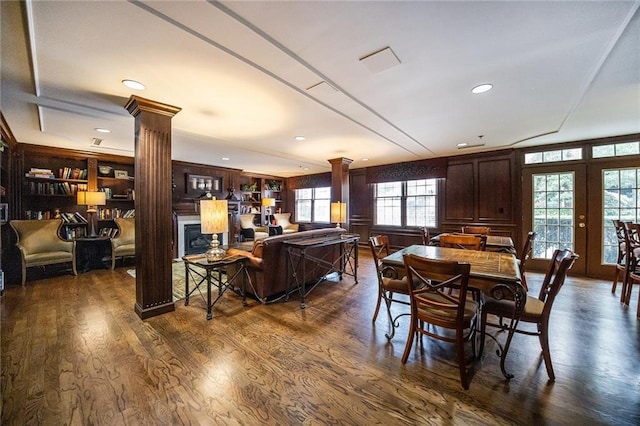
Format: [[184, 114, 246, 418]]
[[75, 236, 111, 272], [182, 254, 256, 320]]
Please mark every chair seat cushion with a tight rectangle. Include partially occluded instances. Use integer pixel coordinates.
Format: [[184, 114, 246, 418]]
[[25, 251, 74, 264], [113, 244, 135, 256], [417, 292, 479, 322], [484, 294, 544, 320], [382, 276, 409, 293]]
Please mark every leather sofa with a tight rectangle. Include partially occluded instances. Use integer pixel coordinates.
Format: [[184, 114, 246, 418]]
[[226, 227, 347, 302]]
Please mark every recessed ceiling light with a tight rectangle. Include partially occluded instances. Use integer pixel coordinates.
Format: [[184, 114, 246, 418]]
[[303, 167, 309, 171], [361, 158, 369, 161], [457, 143, 468, 147], [471, 83, 493, 94], [294, 136, 306, 141], [221, 157, 229, 161], [122, 79, 145, 90], [95, 128, 111, 133]]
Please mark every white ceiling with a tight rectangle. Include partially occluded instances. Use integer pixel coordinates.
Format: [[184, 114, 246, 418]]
[[2, 0, 639, 177]]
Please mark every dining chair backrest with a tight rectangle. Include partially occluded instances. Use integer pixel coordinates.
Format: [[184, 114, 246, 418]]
[[461, 226, 491, 235], [536, 249, 579, 316], [518, 231, 536, 291], [440, 233, 484, 251], [419, 227, 430, 246], [402, 253, 478, 389]]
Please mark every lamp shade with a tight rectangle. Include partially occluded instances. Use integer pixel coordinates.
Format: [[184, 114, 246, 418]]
[[77, 191, 106, 206], [200, 199, 228, 234], [261, 197, 276, 207], [330, 201, 347, 224]]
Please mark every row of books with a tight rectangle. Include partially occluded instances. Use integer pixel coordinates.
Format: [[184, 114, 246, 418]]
[[27, 181, 88, 196], [97, 208, 135, 220], [99, 188, 135, 200], [25, 167, 88, 180], [62, 226, 87, 240], [99, 227, 120, 238], [60, 212, 88, 224]]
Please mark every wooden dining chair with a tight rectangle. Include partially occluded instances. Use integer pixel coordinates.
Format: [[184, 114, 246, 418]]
[[461, 226, 491, 235], [481, 249, 578, 381], [621, 222, 640, 309], [518, 231, 536, 291], [419, 227, 431, 246], [401, 253, 480, 390], [369, 235, 413, 340], [611, 220, 628, 297], [439, 233, 485, 251]]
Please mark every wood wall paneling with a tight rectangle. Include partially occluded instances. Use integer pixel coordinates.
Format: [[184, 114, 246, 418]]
[[445, 162, 474, 221], [478, 158, 512, 222]]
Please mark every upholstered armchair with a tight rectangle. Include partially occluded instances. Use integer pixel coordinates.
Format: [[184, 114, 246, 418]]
[[111, 217, 135, 269], [239, 214, 268, 241], [273, 213, 299, 234], [10, 219, 77, 285]]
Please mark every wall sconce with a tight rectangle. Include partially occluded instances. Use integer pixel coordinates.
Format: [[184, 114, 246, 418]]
[[200, 198, 228, 262], [330, 201, 347, 228], [77, 191, 107, 238]]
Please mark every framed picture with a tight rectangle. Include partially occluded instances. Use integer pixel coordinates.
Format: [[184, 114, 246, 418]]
[[114, 170, 129, 179]]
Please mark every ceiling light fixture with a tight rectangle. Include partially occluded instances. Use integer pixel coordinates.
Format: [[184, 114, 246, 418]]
[[361, 158, 369, 161], [221, 157, 229, 161], [294, 136, 306, 141], [95, 128, 111, 133], [471, 83, 493, 94], [122, 79, 145, 90], [456, 143, 468, 147]]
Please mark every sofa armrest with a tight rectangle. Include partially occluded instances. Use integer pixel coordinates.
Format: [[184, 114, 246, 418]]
[[227, 248, 264, 269]]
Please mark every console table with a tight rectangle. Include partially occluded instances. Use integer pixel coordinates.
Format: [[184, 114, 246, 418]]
[[283, 233, 360, 309], [182, 254, 255, 320]]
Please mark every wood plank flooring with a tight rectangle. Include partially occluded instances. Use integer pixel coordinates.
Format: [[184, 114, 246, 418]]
[[2, 249, 639, 425]]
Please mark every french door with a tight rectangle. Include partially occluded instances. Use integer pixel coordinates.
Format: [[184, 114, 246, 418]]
[[522, 164, 587, 275]]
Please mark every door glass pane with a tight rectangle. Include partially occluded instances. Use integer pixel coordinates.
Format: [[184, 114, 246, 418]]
[[532, 172, 575, 259], [602, 168, 640, 264]]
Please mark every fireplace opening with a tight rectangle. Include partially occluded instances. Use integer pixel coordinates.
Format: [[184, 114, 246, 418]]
[[184, 223, 222, 256]]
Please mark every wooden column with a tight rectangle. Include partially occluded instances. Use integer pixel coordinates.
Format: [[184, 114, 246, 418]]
[[329, 157, 352, 226], [125, 96, 181, 319]]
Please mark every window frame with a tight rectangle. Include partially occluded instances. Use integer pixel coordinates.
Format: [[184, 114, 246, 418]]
[[294, 187, 331, 223], [373, 178, 438, 228]]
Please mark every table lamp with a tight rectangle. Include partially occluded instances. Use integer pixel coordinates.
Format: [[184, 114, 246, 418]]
[[262, 197, 275, 225], [331, 201, 347, 228], [200, 198, 228, 262], [77, 191, 107, 238]]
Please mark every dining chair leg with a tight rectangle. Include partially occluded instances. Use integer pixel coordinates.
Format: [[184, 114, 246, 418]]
[[457, 336, 469, 390], [538, 320, 555, 381], [401, 314, 417, 364], [372, 288, 383, 322]]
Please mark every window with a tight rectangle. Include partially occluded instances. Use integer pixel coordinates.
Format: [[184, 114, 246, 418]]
[[532, 172, 575, 259], [374, 179, 437, 227], [602, 167, 640, 264], [294, 187, 331, 223], [593, 141, 640, 158], [524, 147, 583, 164]]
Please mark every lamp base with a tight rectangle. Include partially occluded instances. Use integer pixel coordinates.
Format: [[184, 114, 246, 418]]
[[86, 211, 99, 238], [205, 235, 226, 262]]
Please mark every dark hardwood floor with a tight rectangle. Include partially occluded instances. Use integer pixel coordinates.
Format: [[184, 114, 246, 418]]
[[2, 249, 639, 425]]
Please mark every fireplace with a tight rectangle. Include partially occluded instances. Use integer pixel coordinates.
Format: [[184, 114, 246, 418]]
[[184, 224, 223, 256], [176, 214, 228, 258]]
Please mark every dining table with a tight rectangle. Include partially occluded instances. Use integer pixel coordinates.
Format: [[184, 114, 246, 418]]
[[381, 244, 526, 379], [430, 234, 517, 254]]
